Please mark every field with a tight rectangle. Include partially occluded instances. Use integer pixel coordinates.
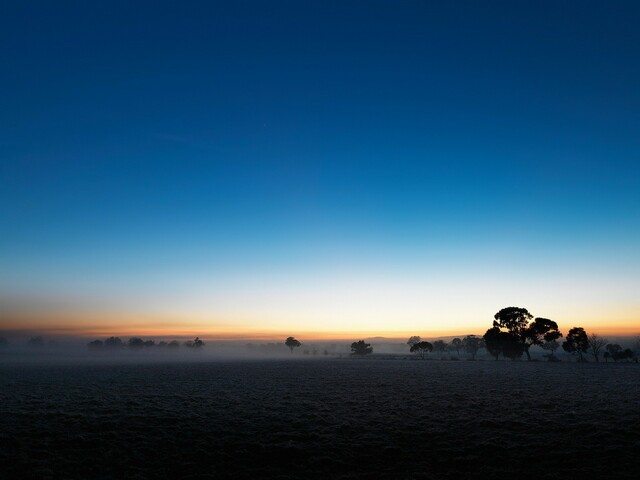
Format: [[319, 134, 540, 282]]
[[1, 358, 639, 479]]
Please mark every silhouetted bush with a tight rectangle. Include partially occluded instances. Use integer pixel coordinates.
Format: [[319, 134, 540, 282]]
[[88, 339, 103, 349]]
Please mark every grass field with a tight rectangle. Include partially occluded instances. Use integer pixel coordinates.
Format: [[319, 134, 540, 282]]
[[1, 358, 639, 479]]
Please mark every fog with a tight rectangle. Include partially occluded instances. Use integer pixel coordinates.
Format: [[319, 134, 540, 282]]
[[1, 333, 638, 365]]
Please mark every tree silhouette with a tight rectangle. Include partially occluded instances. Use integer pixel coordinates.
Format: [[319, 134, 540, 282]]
[[410, 341, 432, 359], [541, 339, 560, 361], [462, 335, 483, 360], [285, 337, 301, 353], [587, 333, 607, 363], [167, 340, 180, 348], [450, 338, 462, 357], [406, 336, 421, 347], [128, 337, 144, 348], [493, 308, 562, 360], [351, 340, 373, 356], [143, 340, 155, 347], [562, 327, 589, 361], [432, 340, 448, 358], [483, 328, 522, 360], [185, 337, 205, 348], [104, 337, 123, 348]]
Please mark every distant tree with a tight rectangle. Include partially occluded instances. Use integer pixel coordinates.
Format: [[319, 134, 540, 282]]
[[562, 327, 589, 362], [462, 335, 483, 360], [128, 337, 144, 348], [606, 344, 622, 362], [143, 340, 155, 347], [432, 340, 448, 358], [603, 351, 611, 363], [407, 336, 422, 348], [185, 337, 204, 349], [351, 340, 373, 356], [541, 339, 560, 361], [104, 336, 123, 348], [587, 333, 607, 363], [450, 338, 462, 357], [0, 337, 8, 348], [285, 337, 302, 353], [158, 341, 168, 347], [87, 339, 103, 349], [492, 308, 562, 361], [167, 340, 180, 348], [410, 341, 433, 359], [27, 336, 44, 347], [605, 344, 634, 362]]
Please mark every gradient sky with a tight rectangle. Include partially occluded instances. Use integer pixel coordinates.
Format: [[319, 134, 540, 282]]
[[1, 1, 639, 338]]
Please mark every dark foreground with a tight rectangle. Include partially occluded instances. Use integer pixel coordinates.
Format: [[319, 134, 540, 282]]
[[1, 359, 639, 479]]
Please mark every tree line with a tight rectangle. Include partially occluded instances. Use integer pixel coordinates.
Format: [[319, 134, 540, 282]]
[[87, 336, 205, 349], [285, 306, 639, 362]]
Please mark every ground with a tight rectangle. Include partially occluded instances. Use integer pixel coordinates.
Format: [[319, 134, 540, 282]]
[[1, 358, 638, 479]]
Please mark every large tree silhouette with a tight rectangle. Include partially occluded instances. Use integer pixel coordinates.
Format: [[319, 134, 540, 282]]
[[493, 307, 562, 360], [406, 336, 421, 347], [483, 327, 523, 360], [562, 327, 589, 361]]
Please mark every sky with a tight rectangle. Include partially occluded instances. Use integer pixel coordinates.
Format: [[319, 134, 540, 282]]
[[1, 1, 639, 339]]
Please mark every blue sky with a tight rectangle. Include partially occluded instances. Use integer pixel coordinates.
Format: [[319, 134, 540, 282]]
[[1, 1, 639, 336]]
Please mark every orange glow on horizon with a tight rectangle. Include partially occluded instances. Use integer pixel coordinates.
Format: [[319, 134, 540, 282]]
[[1, 309, 638, 341]]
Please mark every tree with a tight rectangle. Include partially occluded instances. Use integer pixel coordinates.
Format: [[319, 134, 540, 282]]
[[185, 337, 204, 349], [605, 343, 622, 362], [407, 336, 422, 348], [351, 340, 373, 356], [128, 337, 144, 348], [483, 327, 522, 360], [562, 327, 589, 361], [410, 341, 432, 359], [541, 339, 560, 361], [450, 338, 463, 357], [587, 333, 607, 363], [143, 340, 155, 347], [484, 327, 502, 360], [493, 308, 562, 361], [285, 337, 301, 353], [432, 340, 448, 358], [87, 339, 103, 349], [167, 340, 180, 348], [104, 336, 123, 348], [462, 335, 483, 360]]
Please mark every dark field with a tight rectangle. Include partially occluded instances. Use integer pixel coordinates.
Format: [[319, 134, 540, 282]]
[[1, 359, 639, 479]]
